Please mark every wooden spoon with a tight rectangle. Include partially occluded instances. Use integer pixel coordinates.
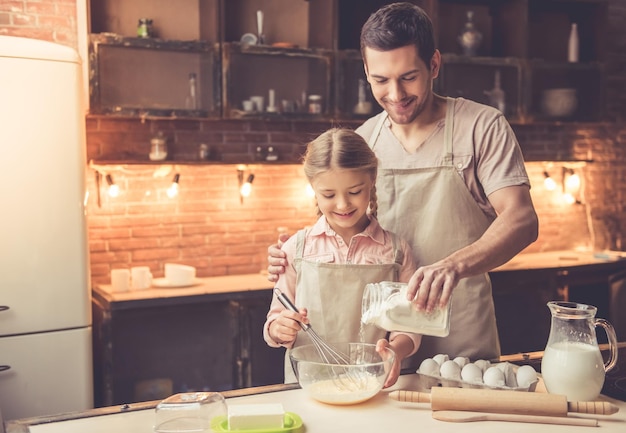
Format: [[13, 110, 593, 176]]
[[433, 410, 598, 427]]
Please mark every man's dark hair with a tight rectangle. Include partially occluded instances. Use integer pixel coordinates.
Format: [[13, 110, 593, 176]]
[[360, 2, 436, 66]]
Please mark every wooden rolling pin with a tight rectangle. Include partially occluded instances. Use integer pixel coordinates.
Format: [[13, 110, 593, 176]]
[[389, 387, 619, 417]]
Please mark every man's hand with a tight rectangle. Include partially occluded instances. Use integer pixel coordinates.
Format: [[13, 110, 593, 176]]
[[406, 260, 459, 313], [267, 232, 291, 282]]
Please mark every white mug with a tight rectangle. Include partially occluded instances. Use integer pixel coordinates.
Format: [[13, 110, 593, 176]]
[[110, 268, 130, 293], [164, 263, 196, 286], [250, 95, 264, 112], [131, 266, 153, 290], [242, 100, 254, 112]]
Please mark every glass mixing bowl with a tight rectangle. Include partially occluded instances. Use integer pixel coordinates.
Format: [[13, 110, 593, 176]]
[[289, 342, 395, 405]]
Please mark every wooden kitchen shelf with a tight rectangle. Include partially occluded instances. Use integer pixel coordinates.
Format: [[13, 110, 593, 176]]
[[87, 0, 611, 162]]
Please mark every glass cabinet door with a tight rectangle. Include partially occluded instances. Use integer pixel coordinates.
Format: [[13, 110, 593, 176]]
[[89, 35, 221, 118], [222, 43, 332, 119]]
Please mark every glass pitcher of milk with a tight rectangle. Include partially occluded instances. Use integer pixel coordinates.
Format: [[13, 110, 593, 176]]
[[541, 301, 618, 401]]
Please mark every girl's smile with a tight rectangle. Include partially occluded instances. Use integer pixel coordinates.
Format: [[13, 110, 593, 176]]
[[311, 168, 374, 242]]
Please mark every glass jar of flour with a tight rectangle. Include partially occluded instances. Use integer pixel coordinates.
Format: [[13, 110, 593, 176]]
[[361, 281, 451, 337]]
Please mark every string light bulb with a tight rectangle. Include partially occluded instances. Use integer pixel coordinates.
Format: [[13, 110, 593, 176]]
[[240, 174, 255, 197], [167, 173, 180, 198], [562, 167, 582, 205], [543, 171, 557, 191], [564, 169, 580, 191], [105, 174, 120, 198], [306, 183, 315, 197]]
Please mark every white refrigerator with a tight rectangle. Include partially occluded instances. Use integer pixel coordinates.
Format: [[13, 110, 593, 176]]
[[0, 36, 93, 421]]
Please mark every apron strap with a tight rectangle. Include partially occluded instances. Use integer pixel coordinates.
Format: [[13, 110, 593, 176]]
[[293, 228, 307, 274], [367, 112, 388, 150], [388, 231, 404, 267], [442, 97, 455, 166]]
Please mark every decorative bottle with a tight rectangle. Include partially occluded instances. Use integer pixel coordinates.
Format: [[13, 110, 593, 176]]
[[458, 10, 482, 56], [185, 73, 198, 110], [568, 23, 579, 63], [353, 79, 373, 115], [484, 69, 506, 114]]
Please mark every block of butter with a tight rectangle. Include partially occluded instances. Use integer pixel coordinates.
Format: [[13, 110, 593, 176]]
[[228, 403, 285, 430]]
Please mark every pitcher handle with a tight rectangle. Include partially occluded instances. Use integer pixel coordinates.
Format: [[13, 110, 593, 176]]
[[595, 318, 618, 372]]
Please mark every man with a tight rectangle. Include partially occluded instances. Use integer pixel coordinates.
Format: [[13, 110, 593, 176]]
[[267, 2, 538, 362]]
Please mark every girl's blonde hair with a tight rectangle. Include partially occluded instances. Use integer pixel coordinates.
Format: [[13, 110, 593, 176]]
[[302, 128, 378, 217]]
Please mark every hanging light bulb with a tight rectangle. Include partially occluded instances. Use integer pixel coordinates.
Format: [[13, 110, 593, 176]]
[[563, 192, 576, 205], [543, 171, 557, 191], [167, 173, 180, 198], [240, 174, 255, 197], [565, 170, 580, 191], [105, 174, 120, 198], [306, 183, 315, 197], [562, 167, 582, 205]]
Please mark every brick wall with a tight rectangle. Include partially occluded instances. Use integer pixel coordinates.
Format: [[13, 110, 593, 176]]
[[4, 1, 626, 288], [84, 119, 626, 285], [0, 0, 78, 48]]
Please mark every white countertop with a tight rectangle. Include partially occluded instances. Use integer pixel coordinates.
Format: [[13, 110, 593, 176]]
[[15, 375, 626, 433]]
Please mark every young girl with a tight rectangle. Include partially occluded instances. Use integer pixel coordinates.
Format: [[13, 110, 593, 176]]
[[263, 128, 421, 387]]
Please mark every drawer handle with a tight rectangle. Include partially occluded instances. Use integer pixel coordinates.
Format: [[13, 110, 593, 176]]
[[0, 306, 9, 312], [0, 365, 10, 373]]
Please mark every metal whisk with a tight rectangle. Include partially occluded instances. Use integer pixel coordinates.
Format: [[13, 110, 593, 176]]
[[274, 288, 366, 390]]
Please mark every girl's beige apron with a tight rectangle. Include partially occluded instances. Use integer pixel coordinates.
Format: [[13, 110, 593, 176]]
[[366, 97, 501, 363], [283, 229, 403, 383]]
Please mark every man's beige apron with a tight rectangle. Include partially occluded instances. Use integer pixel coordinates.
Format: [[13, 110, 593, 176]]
[[366, 98, 501, 364], [283, 228, 403, 383]]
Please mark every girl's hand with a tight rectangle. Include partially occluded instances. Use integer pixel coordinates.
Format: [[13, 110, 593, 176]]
[[376, 339, 401, 388], [270, 308, 308, 345]]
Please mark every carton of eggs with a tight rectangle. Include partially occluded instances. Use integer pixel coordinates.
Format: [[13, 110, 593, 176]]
[[416, 353, 538, 391]]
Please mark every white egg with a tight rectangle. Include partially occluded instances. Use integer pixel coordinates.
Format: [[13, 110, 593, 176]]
[[461, 363, 484, 383], [432, 353, 450, 365], [418, 358, 441, 376], [473, 359, 491, 373], [495, 362, 518, 388], [453, 356, 470, 368], [483, 366, 506, 387], [516, 365, 538, 388], [440, 360, 462, 380]]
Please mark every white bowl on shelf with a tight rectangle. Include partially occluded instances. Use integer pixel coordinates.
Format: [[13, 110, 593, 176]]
[[541, 88, 578, 118]]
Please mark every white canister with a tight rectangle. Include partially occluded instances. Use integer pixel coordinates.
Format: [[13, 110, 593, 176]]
[[307, 94, 323, 114], [110, 268, 131, 292], [361, 281, 451, 337], [131, 266, 153, 290], [149, 132, 168, 161]]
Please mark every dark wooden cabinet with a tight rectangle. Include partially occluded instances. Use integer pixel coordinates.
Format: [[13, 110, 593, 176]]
[[92, 287, 284, 407], [88, 0, 608, 124]]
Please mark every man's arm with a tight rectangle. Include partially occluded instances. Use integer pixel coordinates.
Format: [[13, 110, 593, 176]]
[[407, 184, 538, 311]]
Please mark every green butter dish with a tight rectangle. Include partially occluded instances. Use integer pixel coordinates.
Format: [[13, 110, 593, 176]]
[[210, 411, 303, 433]]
